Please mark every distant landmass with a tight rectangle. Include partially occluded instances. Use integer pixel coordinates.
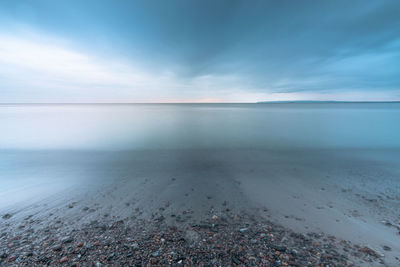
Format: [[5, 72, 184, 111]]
[[257, 100, 400, 103]]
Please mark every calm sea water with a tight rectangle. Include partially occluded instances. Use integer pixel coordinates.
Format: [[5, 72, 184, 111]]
[[1, 103, 399, 208], [0, 103, 399, 150]]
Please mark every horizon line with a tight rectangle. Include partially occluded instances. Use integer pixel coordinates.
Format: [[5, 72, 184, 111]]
[[1, 100, 400, 105]]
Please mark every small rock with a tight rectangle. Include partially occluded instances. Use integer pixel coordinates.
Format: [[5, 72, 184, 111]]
[[131, 242, 139, 250], [383, 245, 391, 251], [381, 220, 392, 226], [360, 246, 380, 258], [60, 256, 68, 263], [107, 253, 115, 260], [2, 213, 12, 219], [272, 245, 287, 252], [62, 237, 73, 244], [239, 228, 248, 232], [232, 256, 241, 265], [7, 255, 17, 262], [52, 245, 62, 251], [152, 251, 160, 257], [77, 242, 84, 247]]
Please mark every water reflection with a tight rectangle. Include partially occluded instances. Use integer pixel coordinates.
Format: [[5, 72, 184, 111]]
[[0, 103, 399, 150]]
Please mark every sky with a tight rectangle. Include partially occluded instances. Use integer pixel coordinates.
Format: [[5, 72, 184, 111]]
[[0, 0, 399, 103]]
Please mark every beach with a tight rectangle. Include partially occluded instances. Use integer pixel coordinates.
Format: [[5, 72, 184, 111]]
[[1, 148, 399, 266], [1, 0, 399, 264], [1, 103, 400, 266]]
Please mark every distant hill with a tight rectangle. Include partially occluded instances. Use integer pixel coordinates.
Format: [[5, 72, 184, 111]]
[[256, 100, 400, 104]]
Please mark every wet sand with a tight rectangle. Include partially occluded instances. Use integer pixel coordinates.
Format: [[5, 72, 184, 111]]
[[0, 149, 399, 266]]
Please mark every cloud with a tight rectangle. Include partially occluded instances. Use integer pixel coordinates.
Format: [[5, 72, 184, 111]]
[[0, 33, 182, 102], [0, 31, 399, 103], [0, 0, 399, 102], [0, 32, 263, 102]]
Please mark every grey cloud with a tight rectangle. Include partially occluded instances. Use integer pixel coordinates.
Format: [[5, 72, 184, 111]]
[[0, 0, 399, 97]]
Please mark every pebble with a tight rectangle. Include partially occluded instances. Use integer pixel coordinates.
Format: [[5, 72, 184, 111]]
[[360, 246, 380, 258], [0, 210, 386, 266], [59, 256, 68, 263], [131, 242, 139, 250], [7, 255, 17, 262], [52, 245, 62, 251], [62, 237, 73, 244], [107, 252, 115, 260], [2, 213, 12, 219]]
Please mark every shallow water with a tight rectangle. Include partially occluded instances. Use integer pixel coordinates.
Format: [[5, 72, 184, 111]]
[[1, 104, 400, 264], [1, 103, 399, 208]]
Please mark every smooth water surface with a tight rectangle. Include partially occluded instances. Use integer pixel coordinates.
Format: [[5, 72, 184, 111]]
[[1, 103, 399, 150]]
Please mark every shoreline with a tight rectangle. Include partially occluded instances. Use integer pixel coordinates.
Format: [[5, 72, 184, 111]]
[[0, 210, 387, 266], [1, 149, 399, 266]]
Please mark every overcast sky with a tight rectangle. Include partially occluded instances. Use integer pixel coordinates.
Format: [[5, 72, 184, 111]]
[[0, 0, 399, 102]]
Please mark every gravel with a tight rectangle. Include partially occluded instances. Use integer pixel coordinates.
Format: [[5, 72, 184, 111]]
[[0, 210, 389, 266]]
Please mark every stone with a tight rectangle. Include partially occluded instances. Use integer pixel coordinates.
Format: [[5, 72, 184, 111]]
[[131, 242, 139, 250], [52, 245, 62, 251], [2, 213, 12, 219], [360, 247, 380, 258], [107, 252, 115, 260], [62, 237, 73, 244], [7, 255, 17, 262], [60, 256, 68, 263]]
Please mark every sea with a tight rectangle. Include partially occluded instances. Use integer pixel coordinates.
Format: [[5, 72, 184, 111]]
[[1, 103, 399, 208]]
